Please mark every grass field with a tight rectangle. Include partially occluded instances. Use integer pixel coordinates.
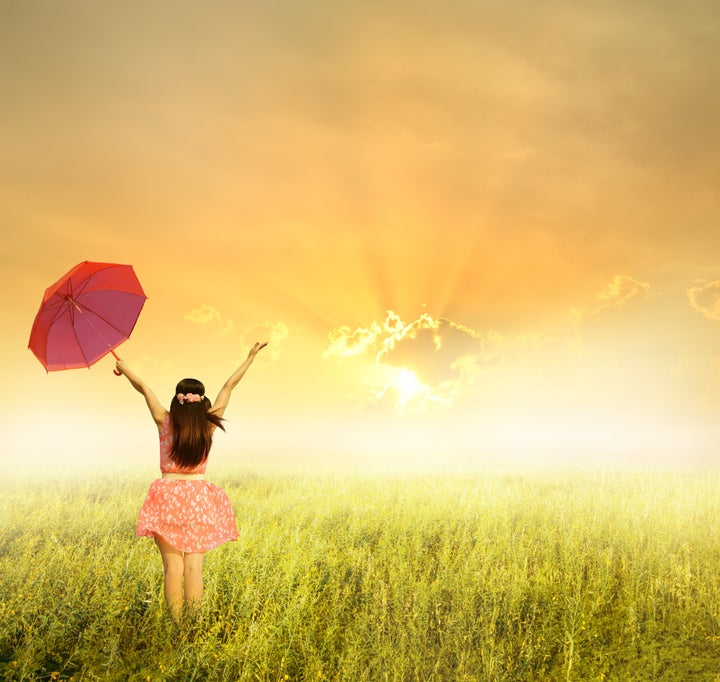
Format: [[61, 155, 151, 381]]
[[1, 466, 720, 681]]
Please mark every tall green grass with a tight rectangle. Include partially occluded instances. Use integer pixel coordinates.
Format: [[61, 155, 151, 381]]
[[1, 468, 720, 681]]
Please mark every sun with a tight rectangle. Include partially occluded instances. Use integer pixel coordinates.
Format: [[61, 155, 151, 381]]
[[394, 368, 425, 404]]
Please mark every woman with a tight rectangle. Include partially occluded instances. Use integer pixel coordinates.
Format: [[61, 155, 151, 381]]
[[115, 342, 267, 621]]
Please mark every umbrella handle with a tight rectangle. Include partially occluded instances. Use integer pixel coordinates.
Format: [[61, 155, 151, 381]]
[[111, 350, 122, 376]]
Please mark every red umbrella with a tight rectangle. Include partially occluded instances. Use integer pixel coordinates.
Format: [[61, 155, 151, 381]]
[[29, 261, 147, 372]]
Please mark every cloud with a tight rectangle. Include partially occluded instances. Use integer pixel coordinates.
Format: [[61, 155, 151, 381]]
[[183, 305, 288, 363], [324, 321, 382, 359], [184, 304, 221, 324], [184, 304, 234, 335], [242, 321, 289, 364], [377, 313, 482, 385], [687, 281, 720, 321], [571, 274, 651, 323], [325, 311, 543, 414], [596, 275, 651, 311]]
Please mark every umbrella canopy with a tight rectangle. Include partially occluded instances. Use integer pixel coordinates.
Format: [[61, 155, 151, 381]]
[[29, 261, 147, 371]]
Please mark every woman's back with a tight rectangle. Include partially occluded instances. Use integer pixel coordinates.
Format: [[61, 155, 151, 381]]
[[159, 414, 208, 474]]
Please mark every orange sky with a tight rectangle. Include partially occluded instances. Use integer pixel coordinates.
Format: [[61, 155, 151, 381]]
[[3, 1, 720, 470]]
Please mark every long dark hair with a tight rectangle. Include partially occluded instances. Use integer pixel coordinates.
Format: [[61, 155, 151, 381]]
[[169, 378, 225, 468]]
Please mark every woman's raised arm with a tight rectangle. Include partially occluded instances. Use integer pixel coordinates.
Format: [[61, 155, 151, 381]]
[[115, 358, 168, 426], [211, 342, 267, 419]]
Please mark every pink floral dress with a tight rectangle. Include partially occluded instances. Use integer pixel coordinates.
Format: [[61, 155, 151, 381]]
[[135, 414, 238, 553]]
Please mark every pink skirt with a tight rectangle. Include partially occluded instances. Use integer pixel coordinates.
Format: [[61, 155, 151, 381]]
[[136, 479, 238, 553]]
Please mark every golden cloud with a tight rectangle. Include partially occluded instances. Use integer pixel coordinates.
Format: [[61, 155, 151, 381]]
[[324, 311, 536, 414], [324, 322, 382, 359], [572, 274, 651, 323], [377, 313, 482, 385], [184, 304, 221, 324], [242, 321, 289, 363], [687, 281, 720, 321], [596, 275, 651, 310], [183, 304, 234, 335]]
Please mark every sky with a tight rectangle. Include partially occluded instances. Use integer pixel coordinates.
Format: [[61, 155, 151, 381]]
[[3, 0, 720, 472]]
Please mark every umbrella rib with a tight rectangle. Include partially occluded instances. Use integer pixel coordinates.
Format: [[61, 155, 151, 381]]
[[75, 305, 115, 356], [72, 264, 123, 300], [45, 297, 71, 328], [78, 293, 144, 339], [70, 267, 101, 299], [56, 292, 106, 367], [71, 265, 140, 340], [67, 303, 93, 368]]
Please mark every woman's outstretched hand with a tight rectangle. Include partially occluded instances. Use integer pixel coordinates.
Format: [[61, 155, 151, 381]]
[[248, 342, 268, 360]]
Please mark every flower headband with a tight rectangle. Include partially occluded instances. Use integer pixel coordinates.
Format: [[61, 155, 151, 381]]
[[176, 392, 204, 405]]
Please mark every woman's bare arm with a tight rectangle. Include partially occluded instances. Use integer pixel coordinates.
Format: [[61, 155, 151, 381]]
[[211, 342, 267, 419], [115, 359, 168, 426]]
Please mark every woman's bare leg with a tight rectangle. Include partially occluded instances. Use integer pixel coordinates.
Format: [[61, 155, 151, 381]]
[[183, 552, 205, 613], [155, 536, 184, 622]]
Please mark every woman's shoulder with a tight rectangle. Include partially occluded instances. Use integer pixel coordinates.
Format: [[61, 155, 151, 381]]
[[158, 412, 172, 440]]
